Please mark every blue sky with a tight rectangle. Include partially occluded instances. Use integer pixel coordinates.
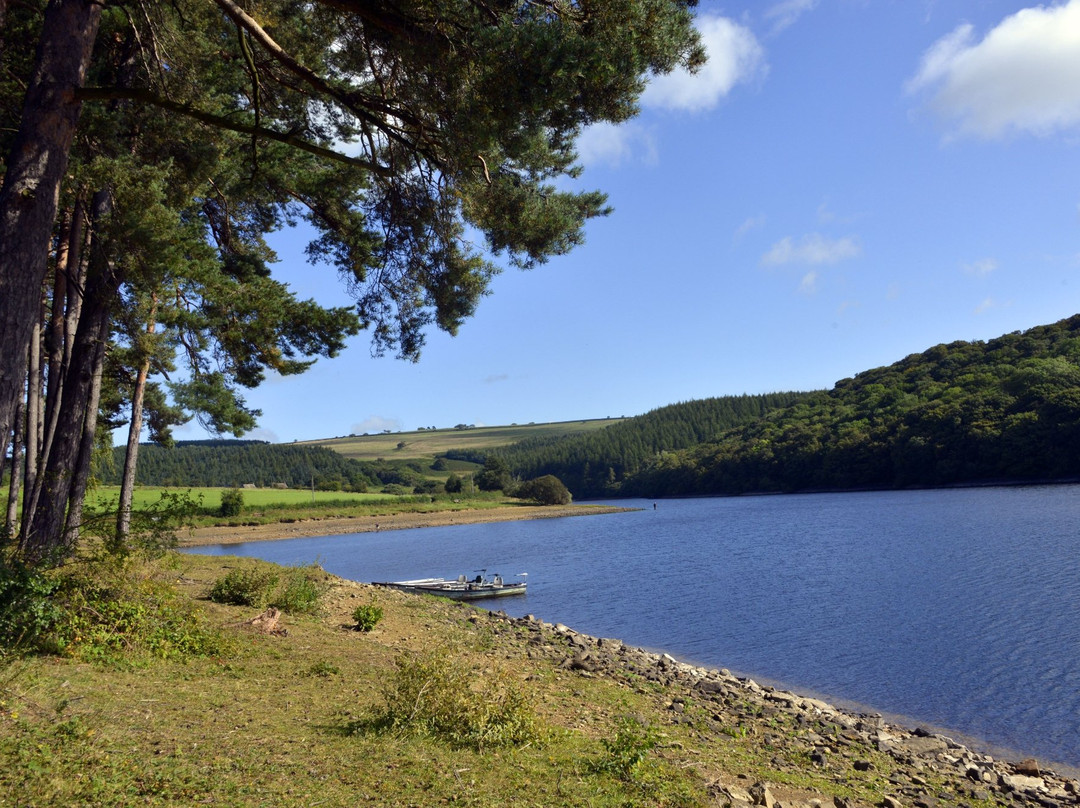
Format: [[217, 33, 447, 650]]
[[182, 0, 1080, 443]]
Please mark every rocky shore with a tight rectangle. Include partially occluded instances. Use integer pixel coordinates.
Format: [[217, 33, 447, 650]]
[[466, 604, 1080, 808]]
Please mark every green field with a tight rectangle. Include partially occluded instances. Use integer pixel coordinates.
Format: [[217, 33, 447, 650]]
[[300, 418, 623, 464], [88, 486, 396, 511], [82, 485, 512, 530]]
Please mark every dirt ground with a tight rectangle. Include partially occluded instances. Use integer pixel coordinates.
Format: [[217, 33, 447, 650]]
[[179, 503, 633, 547]]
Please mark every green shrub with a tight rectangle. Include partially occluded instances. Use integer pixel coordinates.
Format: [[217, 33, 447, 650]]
[[219, 488, 244, 517], [0, 556, 229, 663], [60, 571, 231, 663], [371, 650, 541, 749], [272, 566, 328, 614], [0, 557, 64, 651], [352, 603, 383, 632], [208, 567, 279, 607], [595, 716, 658, 781]]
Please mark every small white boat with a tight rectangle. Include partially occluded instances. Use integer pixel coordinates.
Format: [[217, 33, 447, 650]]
[[374, 571, 527, 600]]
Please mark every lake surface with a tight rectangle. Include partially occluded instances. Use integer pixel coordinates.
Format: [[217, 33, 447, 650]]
[[185, 485, 1080, 771]]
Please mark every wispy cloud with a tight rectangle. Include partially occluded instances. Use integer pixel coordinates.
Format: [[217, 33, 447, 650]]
[[351, 416, 402, 434], [734, 214, 767, 240], [962, 257, 998, 276], [974, 297, 997, 314], [642, 14, 767, 112], [799, 271, 820, 295], [761, 233, 862, 266], [906, 0, 1080, 139], [484, 373, 509, 384], [764, 0, 819, 35]]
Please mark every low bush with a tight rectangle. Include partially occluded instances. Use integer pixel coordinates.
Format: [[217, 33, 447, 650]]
[[219, 488, 244, 517], [369, 650, 541, 750], [596, 716, 658, 781], [0, 557, 65, 651], [271, 566, 329, 614], [208, 567, 279, 608], [352, 603, 383, 632], [0, 554, 230, 663]]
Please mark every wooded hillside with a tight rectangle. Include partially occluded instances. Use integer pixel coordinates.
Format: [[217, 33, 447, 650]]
[[616, 316, 1080, 497], [467, 394, 811, 498]]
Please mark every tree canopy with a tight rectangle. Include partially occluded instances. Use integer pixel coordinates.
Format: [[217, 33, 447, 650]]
[[617, 316, 1080, 497], [1, 0, 705, 562]]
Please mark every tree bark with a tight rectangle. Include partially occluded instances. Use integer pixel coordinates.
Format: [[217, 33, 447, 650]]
[[118, 300, 157, 539], [41, 201, 83, 476], [0, 0, 102, 454], [4, 364, 27, 539], [62, 318, 107, 549], [21, 189, 117, 563], [21, 319, 43, 524]]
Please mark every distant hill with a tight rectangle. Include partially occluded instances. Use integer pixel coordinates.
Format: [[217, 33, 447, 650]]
[[102, 421, 625, 491], [102, 442, 389, 491], [105, 317, 1080, 498], [618, 315, 1080, 497], [300, 419, 624, 464], [480, 394, 812, 499]]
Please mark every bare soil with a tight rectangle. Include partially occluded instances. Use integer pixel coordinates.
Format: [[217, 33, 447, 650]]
[[179, 503, 632, 546]]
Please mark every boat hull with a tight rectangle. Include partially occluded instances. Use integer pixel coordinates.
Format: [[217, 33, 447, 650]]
[[374, 578, 527, 601]]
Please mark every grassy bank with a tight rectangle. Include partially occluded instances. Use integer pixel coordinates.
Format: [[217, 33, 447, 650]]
[[4, 552, 1066, 808], [84, 486, 516, 531]]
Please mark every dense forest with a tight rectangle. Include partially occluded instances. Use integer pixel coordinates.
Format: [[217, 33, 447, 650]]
[[613, 316, 1080, 497], [97, 442, 430, 492], [459, 393, 811, 498]]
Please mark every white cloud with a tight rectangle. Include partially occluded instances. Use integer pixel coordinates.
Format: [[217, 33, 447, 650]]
[[575, 121, 658, 167], [974, 297, 997, 314], [734, 214, 767, 240], [907, 0, 1080, 138], [642, 15, 767, 112], [764, 0, 819, 35], [761, 233, 862, 266], [351, 416, 402, 434], [962, 257, 998, 276], [799, 271, 820, 295]]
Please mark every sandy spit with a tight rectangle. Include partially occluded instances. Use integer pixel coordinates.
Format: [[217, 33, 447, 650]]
[[179, 503, 634, 547]]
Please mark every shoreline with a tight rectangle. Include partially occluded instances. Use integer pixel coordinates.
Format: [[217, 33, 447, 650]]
[[475, 607, 1080, 789], [177, 503, 1080, 785], [178, 503, 634, 547]]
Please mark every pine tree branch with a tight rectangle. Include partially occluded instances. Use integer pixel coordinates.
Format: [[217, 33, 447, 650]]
[[74, 87, 393, 175]]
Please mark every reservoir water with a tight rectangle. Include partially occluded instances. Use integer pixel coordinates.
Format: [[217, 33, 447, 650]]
[[185, 485, 1080, 771]]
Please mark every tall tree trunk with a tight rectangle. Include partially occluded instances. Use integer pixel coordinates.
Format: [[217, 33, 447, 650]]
[[4, 365, 27, 540], [21, 189, 117, 564], [62, 318, 107, 548], [117, 300, 158, 539], [24, 202, 86, 540], [41, 201, 83, 473], [0, 0, 102, 453], [20, 319, 43, 522]]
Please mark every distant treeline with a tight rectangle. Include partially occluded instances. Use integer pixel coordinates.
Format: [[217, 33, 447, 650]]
[[99, 442, 428, 492], [447, 393, 811, 499], [616, 316, 1080, 497], [102, 316, 1080, 499]]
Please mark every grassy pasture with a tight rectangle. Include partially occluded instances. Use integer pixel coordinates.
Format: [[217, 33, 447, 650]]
[[302, 418, 623, 463], [87, 486, 395, 512], [81, 486, 513, 530]]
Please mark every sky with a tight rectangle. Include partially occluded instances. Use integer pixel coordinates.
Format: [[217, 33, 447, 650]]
[[180, 0, 1080, 444]]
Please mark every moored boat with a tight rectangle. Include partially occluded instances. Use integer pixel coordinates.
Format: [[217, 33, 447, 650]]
[[374, 571, 527, 600]]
